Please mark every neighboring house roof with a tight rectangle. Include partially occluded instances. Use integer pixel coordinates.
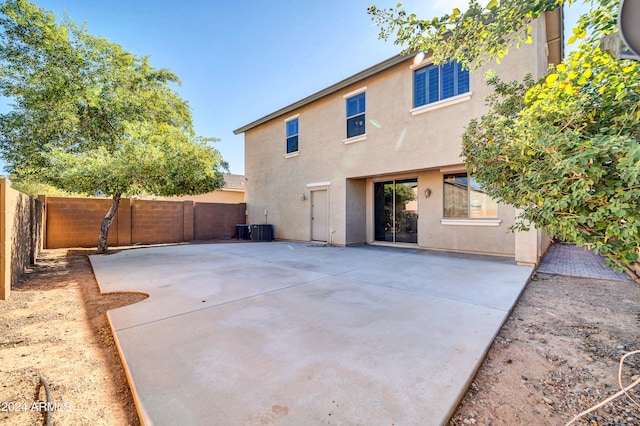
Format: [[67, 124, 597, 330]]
[[233, 9, 563, 136], [135, 173, 245, 201], [221, 173, 246, 192]]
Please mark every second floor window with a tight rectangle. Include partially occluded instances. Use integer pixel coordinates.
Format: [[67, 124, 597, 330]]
[[414, 61, 469, 108], [286, 118, 298, 154], [346, 92, 365, 139]]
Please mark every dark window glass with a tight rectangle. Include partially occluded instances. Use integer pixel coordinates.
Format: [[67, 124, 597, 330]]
[[286, 135, 298, 153], [374, 179, 418, 243], [347, 116, 365, 139]]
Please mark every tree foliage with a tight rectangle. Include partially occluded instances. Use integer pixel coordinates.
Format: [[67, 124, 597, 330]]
[[0, 0, 226, 252], [370, 0, 640, 269], [369, 0, 571, 69]]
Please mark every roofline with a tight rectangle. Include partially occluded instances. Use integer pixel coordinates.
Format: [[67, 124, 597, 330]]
[[233, 53, 408, 135], [233, 11, 565, 136]]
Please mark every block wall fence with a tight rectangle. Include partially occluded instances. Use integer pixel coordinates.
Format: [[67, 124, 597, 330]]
[[1, 183, 246, 299], [43, 196, 247, 249], [0, 177, 43, 300]]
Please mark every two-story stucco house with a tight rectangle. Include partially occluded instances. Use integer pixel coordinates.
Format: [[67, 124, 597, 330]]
[[234, 11, 563, 265]]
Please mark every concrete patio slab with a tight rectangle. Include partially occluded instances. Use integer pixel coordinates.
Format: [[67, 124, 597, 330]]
[[90, 242, 533, 426]]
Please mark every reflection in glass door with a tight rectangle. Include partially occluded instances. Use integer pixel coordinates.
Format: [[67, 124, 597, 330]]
[[374, 179, 418, 243]]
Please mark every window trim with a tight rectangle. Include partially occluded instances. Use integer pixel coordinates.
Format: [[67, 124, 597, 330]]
[[283, 151, 299, 159], [342, 86, 367, 99], [343, 134, 367, 144], [410, 92, 472, 116], [440, 218, 502, 227]]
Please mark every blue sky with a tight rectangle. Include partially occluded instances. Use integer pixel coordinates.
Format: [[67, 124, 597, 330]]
[[0, 0, 587, 176]]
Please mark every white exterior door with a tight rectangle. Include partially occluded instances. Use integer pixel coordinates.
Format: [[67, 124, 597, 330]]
[[311, 190, 328, 242]]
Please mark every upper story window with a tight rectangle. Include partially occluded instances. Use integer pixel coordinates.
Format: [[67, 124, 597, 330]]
[[346, 92, 365, 139], [443, 173, 498, 219], [286, 117, 298, 154], [414, 61, 469, 108]]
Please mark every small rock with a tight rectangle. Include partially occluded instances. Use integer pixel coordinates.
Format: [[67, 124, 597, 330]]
[[542, 397, 554, 405], [617, 345, 626, 350], [585, 356, 594, 362], [521, 375, 528, 381]]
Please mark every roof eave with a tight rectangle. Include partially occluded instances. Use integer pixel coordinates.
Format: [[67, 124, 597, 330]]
[[233, 53, 408, 135]]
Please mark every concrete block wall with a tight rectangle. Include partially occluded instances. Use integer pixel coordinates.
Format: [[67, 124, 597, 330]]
[[45, 197, 119, 249], [1, 177, 43, 300], [44, 196, 246, 249], [194, 203, 246, 240], [131, 200, 185, 245]]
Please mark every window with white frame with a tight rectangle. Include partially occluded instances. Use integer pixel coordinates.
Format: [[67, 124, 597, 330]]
[[414, 61, 469, 108], [443, 173, 498, 219], [346, 92, 365, 139], [286, 117, 298, 154]]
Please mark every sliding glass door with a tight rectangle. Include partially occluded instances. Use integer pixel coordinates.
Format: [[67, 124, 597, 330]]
[[374, 179, 418, 244]]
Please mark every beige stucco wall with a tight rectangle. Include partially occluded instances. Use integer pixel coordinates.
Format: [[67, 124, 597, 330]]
[[244, 17, 551, 257]]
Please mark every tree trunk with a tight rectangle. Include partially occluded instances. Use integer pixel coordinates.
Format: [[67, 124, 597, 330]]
[[97, 193, 122, 254]]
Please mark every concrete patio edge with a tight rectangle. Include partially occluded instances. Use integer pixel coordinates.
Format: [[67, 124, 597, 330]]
[[89, 242, 534, 425]]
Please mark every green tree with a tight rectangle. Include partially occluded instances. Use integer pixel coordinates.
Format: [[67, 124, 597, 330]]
[[369, 0, 640, 271], [8, 176, 79, 197], [0, 0, 226, 253]]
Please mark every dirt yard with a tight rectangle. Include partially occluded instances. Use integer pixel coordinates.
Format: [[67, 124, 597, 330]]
[[450, 273, 640, 425], [0, 249, 144, 425], [1, 248, 638, 425]]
